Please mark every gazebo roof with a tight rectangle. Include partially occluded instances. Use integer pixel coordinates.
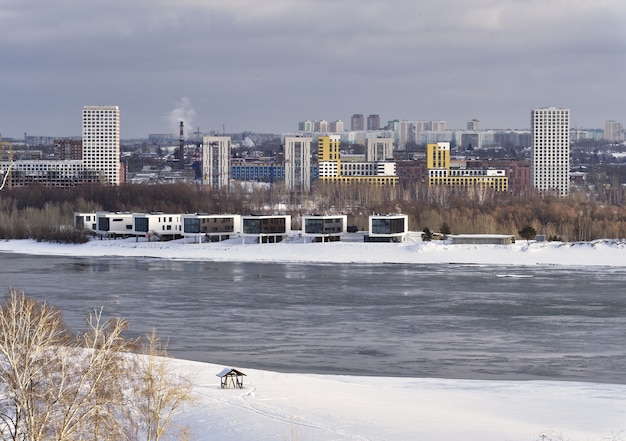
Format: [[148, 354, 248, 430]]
[[216, 368, 246, 378]]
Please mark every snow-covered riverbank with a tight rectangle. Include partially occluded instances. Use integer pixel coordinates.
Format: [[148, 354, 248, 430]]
[[1, 235, 625, 266], [1, 236, 625, 440]]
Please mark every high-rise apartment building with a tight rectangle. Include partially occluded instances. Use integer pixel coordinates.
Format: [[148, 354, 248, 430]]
[[298, 120, 314, 132], [430, 121, 447, 132], [329, 120, 344, 133], [367, 114, 380, 131], [605, 120, 624, 142], [284, 136, 312, 192], [82, 105, 120, 185], [414, 121, 431, 132], [531, 107, 570, 197], [397, 120, 414, 148], [202, 135, 231, 189], [467, 119, 480, 131], [317, 135, 341, 163], [350, 114, 364, 131], [315, 120, 329, 132]]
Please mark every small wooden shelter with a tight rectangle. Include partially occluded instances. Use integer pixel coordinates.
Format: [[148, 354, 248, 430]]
[[217, 368, 246, 389]]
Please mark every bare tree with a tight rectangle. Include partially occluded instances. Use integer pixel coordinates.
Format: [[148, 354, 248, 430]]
[[137, 328, 193, 441], [52, 309, 137, 441], [0, 288, 70, 441], [0, 291, 137, 441]]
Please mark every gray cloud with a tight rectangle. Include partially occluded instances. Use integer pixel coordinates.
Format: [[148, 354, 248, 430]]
[[1, 0, 625, 137]]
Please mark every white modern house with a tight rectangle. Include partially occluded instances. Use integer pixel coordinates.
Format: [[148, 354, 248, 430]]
[[132, 213, 183, 240], [182, 214, 241, 243], [301, 215, 347, 242], [241, 215, 291, 244], [74, 212, 98, 232], [366, 214, 409, 242], [94, 212, 134, 238]]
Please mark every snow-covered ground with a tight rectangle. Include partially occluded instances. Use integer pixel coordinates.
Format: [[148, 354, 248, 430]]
[[1, 234, 626, 440], [1, 233, 625, 266]]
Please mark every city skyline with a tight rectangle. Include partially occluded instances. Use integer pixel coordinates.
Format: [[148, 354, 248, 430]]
[[1, 1, 625, 138]]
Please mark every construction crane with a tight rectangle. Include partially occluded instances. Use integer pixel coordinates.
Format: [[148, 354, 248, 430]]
[[0, 134, 14, 190]]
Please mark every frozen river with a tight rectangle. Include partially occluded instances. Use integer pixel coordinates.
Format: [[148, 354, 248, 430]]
[[2, 253, 626, 383]]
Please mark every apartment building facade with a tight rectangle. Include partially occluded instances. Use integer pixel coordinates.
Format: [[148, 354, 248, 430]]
[[82, 105, 121, 185], [202, 135, 231, 189], [284, 136, 312, 192], [531, 107, 570, 197]]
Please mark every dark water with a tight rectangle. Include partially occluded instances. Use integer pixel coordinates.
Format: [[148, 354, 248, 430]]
[[2, 253, 626, 383]]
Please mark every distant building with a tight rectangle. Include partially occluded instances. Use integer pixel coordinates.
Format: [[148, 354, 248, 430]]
[[396, 160, 428, 187], [351, 114, 364, 131], [202, 136, 231, 189], [230, 159, 284, 183], [431, 121, 447, 132], [298, 120, 314, 132], [427, 142, 508, 191], [0, 107, 119, 187], [315, 120, 329, 132], [367, 114, 381, 131], [55, 139, 82, 160], [329, 120, 344, 133], [531, 107, 570, 197], [604, 120, 624, 142], [366, 137, 394, 161], [417, 131, 453, 145], [460, 132, 481, 150], [467, 119, 480, 131], [414, 121, 431, 133], [494, 131, 532, 148], [284, 136, 312, 192], [82, 105, 121, 185], [318, 135, 341, 164], [318, 135, 398, 186], [2, 160, 86, 186], [397, 120, 413, 148], [481, 160, 531, 194], [25, 136, 55, 146]]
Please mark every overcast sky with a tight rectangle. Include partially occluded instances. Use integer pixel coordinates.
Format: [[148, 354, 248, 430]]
[[1, 0, 625, 138]]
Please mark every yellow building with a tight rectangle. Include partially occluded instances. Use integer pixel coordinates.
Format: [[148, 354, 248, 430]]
[[318, 135, 341, 162], [319, 175, 399, 186], [427, 142, 508, 191], [317, 135, 399, 186]]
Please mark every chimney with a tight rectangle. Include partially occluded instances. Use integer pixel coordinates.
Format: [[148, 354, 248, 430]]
[[179, 121, 185, 169]]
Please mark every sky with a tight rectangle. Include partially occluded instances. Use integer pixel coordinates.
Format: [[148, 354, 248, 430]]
[[1, 0, 626, 139]]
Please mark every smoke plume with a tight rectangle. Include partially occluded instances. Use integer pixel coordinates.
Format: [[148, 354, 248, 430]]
[[167, 97, 197, 136]]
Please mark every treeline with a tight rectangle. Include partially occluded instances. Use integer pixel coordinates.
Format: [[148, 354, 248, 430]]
[[0, 289, 192, 441], [1, 182, 626, 241]]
